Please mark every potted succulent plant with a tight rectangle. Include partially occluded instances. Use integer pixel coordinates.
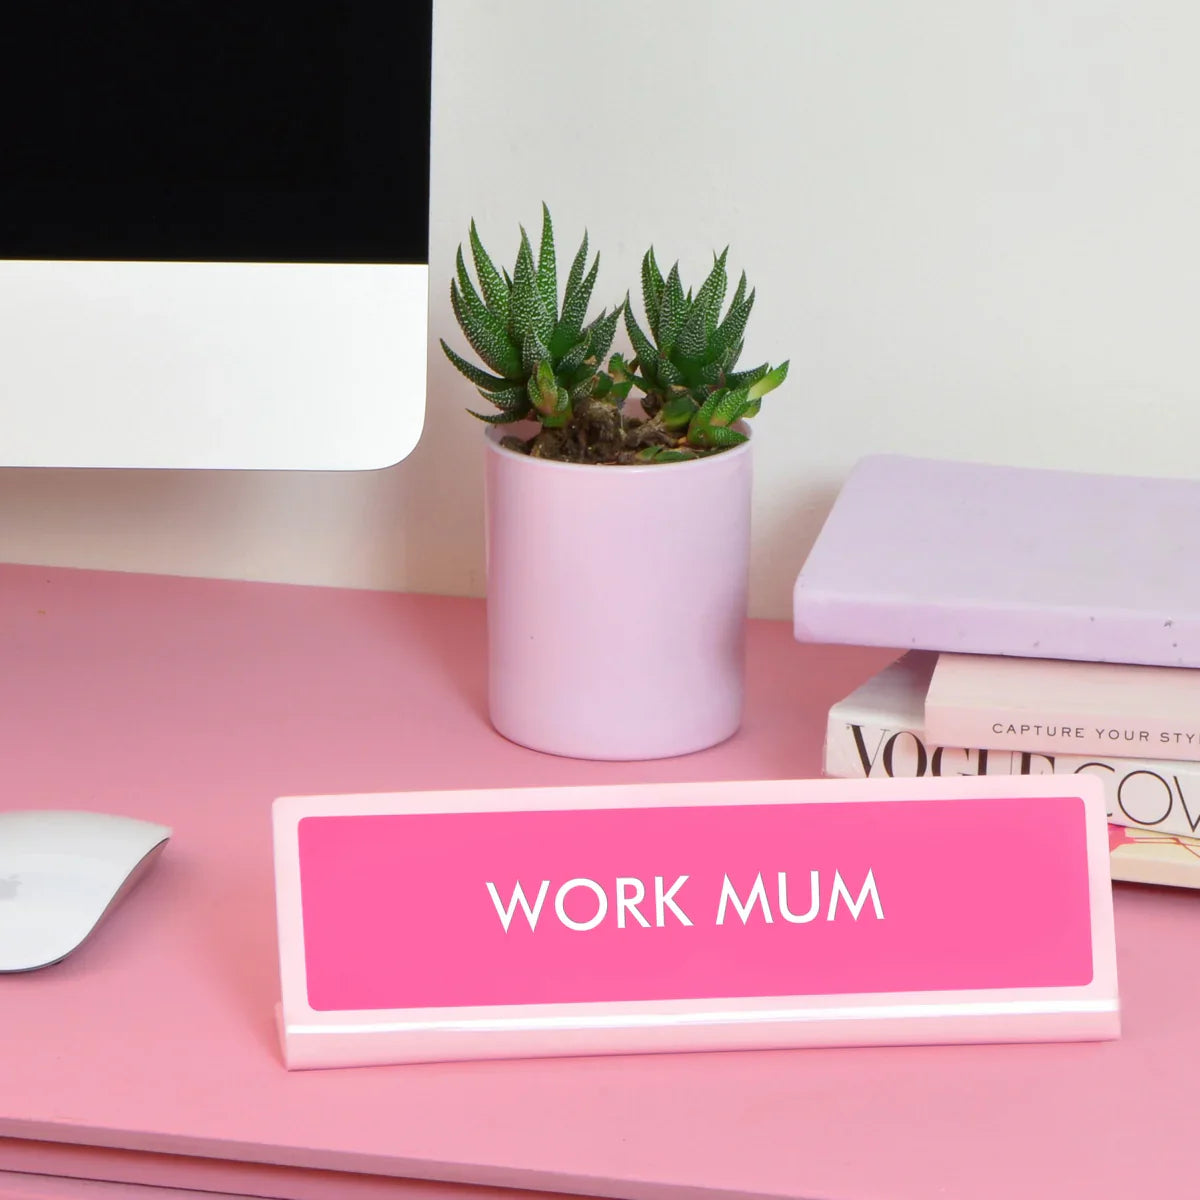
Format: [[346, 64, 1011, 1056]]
[[442, 205, 788, 760]]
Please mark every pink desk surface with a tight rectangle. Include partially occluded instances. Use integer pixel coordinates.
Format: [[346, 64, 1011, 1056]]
[[0, 564, 1197, 1200]]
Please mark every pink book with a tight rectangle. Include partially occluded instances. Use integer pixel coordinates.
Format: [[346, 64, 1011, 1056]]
[[925, 652, 1200, 762]]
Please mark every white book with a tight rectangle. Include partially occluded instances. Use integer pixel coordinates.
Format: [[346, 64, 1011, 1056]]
[[826, 651, 1200, 840]]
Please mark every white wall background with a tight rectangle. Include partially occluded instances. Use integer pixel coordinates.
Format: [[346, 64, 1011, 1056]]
[[3, 0, 1199, 619]]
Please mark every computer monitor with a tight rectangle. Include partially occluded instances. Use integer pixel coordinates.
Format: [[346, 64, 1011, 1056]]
[[0, 1, 430, 470]]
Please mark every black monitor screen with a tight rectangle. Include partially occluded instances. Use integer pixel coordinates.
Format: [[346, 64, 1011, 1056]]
[[0, 1, 431, 263]]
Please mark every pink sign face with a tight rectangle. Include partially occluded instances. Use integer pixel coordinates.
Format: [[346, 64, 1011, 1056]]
[[296, 795, 1094, 1013]]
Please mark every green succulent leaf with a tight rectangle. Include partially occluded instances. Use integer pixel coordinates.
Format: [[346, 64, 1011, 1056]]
[[449, 280, 522, 378], [748, 359, 789, 399], [712, 272, 748, 354], [527, 359, 561, 416], [540, 382, 572, 427], [563, 231, 589, 307], [660, 389, 698, 430], [693, 248, 728, 335], [607, 352, 632, 381], [725, 362, 770, 389], [686, 411, 750, 448], [467, 406, 528, 425], [440, 339, 515, 391], [624, 298, 660, 377], [693, 387, 722, 424], [607, 375, 632, 402], [455, 246, 489, 324], [521, 330, 552, 374], [725, 270, 747, 318], [657, 263, 687, 353], [641, 248, 665, 338], [656, 355, 684, 386], [536, 203, 558, 322], [712, 287, 755, 366], [569, 374, 598, 403], [477, 384, 531, 413], [635, 445, 698, 463], [552, 253, 599, 357], [704, 425, 749, 447], [605, 353, 635, 400], [468, 220, 509, 321], [711, 385, 751, 426], [719, 339, 744, 373], [686, 378, 762, 446], [585, 303, 622, 365], [557, 335, 591, 375], [510, 228, 554, 346], [742, 397, 762, 418], [675, 294, 711, 362]]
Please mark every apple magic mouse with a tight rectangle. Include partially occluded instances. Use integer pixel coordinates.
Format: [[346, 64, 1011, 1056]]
[[0, 810, 171, 972]]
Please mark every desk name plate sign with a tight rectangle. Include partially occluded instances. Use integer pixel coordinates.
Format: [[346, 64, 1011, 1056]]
[[271, 776, 1118, 1070]]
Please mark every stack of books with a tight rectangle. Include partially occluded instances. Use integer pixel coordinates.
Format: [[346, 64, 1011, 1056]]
[[793, 453, 1200, 892], [824, 650, 1200, 890]]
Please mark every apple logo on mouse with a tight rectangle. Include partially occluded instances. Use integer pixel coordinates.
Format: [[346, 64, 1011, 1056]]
[[0, 875, 20, 900]]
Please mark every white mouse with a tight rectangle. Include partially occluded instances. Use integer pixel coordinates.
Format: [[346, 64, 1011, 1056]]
[[0, 810, 171, 972]]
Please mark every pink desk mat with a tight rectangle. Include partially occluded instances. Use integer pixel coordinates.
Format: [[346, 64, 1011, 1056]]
[[0, 564, 1197, 1200]]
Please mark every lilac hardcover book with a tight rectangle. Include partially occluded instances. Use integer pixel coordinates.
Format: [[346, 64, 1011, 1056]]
[[793, 454, 1200, 668]]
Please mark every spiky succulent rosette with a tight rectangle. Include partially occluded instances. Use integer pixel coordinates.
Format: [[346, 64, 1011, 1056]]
[[621, 247, 788, 449], [442, 207, 789, 464], [440, 205, 621, 429]]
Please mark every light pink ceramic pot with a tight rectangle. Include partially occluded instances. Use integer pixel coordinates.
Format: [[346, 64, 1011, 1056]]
[[484, 425, 753, 760]]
